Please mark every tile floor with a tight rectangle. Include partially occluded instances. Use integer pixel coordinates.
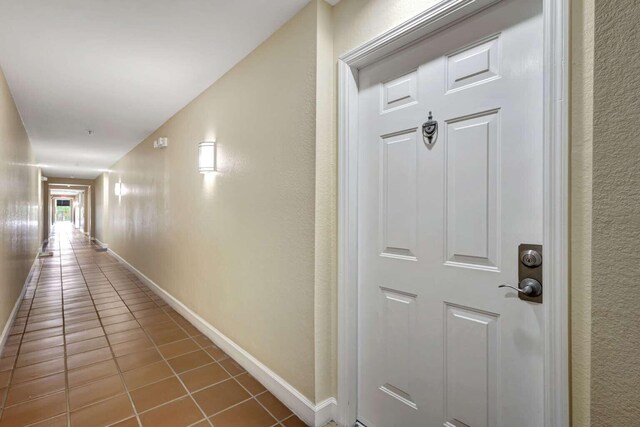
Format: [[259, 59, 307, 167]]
[[0, 223, 308, 427]]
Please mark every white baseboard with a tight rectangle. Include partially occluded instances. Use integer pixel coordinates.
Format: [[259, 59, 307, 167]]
[[0, 254, 39, 354], [108, 249, 336, 426]]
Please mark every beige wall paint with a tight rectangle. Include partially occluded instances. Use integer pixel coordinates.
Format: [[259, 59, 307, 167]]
[[94, 173, 109, 244], [333, 0, 440, 58], [314, 0, 337, 402], [97, 1, 321, 400], [0, 65, 40, 337], [571, 0, 593, 425], [591, 0, 640, 424]]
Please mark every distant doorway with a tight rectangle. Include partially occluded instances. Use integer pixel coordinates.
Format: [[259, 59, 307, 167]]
[[55, 199, 72, 222]]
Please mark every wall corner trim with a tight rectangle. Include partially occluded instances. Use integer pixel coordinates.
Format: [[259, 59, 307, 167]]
[[0, 255, 39, 354], [107, 249, 337, 427]]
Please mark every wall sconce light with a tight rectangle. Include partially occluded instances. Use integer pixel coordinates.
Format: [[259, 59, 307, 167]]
[[198, 141, 216, 173], [114, 181, 122, 196]]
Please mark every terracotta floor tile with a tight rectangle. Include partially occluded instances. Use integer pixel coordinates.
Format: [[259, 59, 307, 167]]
[[5, 334, 22, 347], [25, 319, 63, 332], [65, 312, 99, 324], [19, 336, 64, 354], [127, 301, 157, 312], [116, 348, 163, 372], [66, 326, 105, 344], [167, 350, 212, 374], [4, 372, 65, 406], [99, 307, 131, 318], [70, 393, 134, 427], [192, 335, 213, 348], [282, 415, 309, 427], [177, 323, 201, 337], [22, 327, 63, 343], [1, 343, 19, 358], [65, 319, 102, 334], [66, 346, 113, 370], [107, 328, 147, 345], [11, 358, 65, 384], [67, 359, 120, 388], [0, 227, 298, 427], [157, 338, 200, 359], [122, 361, 174, 391], [66, 336, 109, 356], [0, 356, 15, 372], [101, 313, 135, 326], [111, 336, 154, 357], [0, 390, 66, 427], [203, 345, 229, 362], [26, 312, 60, 324], [256, 391, 292, 421], [129, 376, 187, 412], [95, 301, 126, 311], [192, 378, 250, 416], [139, 396, 204, 427], [179, 362, 229, 392], [235, 373, 267, 395], [15, 346, 65, 368], [28, 413, 68, 427], [132, 308, 165, 319], [64, 306, 96, 317], [69, 374, 126, 411], [0, 368, 11, 388], [219, 357, 246, 376], [210, 398, 277, 427], [109, 417, 140, 427], [137, 314, 172, 327], [148, 328, 189, 346], [104, 320, 140, 335]]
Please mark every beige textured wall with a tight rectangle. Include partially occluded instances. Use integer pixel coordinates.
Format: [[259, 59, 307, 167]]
[[314, 0, 337, 402], [591, 0, 640, 424], [333, 0, 440, 58], [98, 2, 320, 400], [0, 65, 40, 336], [93, 173, 109, 244], [571, 1, 593, 425]]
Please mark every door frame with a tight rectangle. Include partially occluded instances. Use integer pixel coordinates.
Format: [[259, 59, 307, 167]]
[[336, 0, 569, 426]]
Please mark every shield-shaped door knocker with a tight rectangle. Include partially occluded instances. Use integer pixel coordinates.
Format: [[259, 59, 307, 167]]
[[422, 111, 438, 146]]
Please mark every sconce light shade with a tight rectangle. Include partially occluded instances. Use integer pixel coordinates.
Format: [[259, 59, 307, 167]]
[[114, 181, 122, 196], [198, 141, 216, 173]]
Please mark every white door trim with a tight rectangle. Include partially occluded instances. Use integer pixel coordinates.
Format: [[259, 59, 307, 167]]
[[336, 0, 569, 426]]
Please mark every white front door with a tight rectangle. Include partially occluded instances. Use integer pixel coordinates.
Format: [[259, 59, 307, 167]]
[[357, 1, 544, 426]]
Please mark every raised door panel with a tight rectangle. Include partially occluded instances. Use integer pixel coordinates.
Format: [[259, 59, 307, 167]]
[[444, 304, 498, 427], [380, 130, 419, 261], [445, 110, 500, 270]]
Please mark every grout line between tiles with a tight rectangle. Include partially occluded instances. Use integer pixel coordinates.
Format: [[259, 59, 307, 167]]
[[72, 235, 144, 427], [95, 262, 215, 427]]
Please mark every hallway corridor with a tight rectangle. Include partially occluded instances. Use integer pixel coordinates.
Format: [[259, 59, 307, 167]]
[[0, 224, 305, 427]]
